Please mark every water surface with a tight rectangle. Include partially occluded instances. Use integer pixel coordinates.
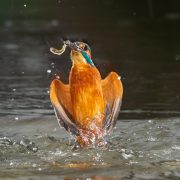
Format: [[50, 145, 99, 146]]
[[0, 116, 180, 179]]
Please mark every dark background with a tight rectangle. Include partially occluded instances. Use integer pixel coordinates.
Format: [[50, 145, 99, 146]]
[[0, 0, 180, 119]]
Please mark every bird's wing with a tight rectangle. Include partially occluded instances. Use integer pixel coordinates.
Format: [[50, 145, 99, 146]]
[[101, 72, 123, 134], [50, 79, 79, 135]]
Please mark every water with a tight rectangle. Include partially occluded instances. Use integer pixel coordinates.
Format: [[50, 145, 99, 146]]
[[1, 1, 180, 179], [0, 117, 179, 179]]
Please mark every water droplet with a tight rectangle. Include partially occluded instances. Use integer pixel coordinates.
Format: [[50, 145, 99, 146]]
[[51, 62, 55, 68], [14, 117, 19, 121], [121, 148, 125, 152], [47, 69, 51, 73], [129, 160, 138, 165], [32, 147, 38, 152], [147, 136, 156, 142], [32, 163, 37, 168], [12, 88, 16, 92], [172, 145, 180, 150], [148, 120, 152, 123], [94, 153, 102, 162], [10, 162, 13, 166], [38, 168, 42, 171], [55, 75, 60, 79], [121, 152, 133, 159], [118, 76, 121, 80]]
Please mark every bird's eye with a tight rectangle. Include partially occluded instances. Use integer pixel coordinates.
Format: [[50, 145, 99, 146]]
[[84, 45, 88, 51]]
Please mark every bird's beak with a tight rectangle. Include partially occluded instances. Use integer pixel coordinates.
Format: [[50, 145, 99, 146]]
[[64, 40, 83, 52]]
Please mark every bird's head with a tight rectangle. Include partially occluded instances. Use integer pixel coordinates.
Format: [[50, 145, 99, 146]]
[[64, 40, 95, 67]]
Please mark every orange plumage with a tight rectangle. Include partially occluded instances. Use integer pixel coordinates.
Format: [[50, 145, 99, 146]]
[[50, 41, 123, 147]]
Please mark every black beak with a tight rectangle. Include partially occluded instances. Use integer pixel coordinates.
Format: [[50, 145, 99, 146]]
[[64, 40, 83, 52]]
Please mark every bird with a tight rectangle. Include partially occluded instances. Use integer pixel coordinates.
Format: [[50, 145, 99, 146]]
[[50, 40, 123, 147]]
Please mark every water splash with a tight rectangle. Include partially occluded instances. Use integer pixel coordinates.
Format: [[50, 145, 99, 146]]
[[19, 138, 38, 152], [74, 114, 108, 148], [0, 117, 179, 179], [0, 137, 13, 146]]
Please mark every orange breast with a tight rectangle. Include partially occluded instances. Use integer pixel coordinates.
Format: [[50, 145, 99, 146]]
[[70, 64, 104, 129]]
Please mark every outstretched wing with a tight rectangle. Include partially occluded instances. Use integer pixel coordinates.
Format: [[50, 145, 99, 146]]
[[101, 72, 123, 133], [50, 79, 79, 135]]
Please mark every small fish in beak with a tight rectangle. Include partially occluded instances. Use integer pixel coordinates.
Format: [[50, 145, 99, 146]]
[[50, 40, 84, 55]]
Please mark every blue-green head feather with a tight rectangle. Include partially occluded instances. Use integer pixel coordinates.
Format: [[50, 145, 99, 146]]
[[81, 51, 95, 67]]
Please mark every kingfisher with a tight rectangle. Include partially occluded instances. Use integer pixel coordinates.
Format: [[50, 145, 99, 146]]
[[50, 40, 123, 147]]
